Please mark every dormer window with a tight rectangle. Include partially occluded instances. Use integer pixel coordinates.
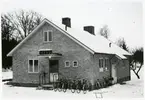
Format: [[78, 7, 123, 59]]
[[43, 30, 53, 42]]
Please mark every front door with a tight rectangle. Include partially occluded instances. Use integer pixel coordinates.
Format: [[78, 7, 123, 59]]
[[49, 60, 59, 83], [111, 64, 117, 84]]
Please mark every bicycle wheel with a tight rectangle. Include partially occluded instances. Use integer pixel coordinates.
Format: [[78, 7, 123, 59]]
[[62, 83, 67, 93], [76, 85, 81, 93], [83, 84, 88, 94], [58, 83, 62, 92], [71, 84, 75, 93], [53, 83, 58, 92]]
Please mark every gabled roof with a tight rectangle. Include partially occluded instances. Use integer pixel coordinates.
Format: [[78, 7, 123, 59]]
[[7, 18, 131, 58]]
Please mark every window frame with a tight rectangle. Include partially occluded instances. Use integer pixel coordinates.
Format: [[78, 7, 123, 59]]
[[99, 58, 103, 72], [72, 60, 78, 67], [28, 59, 39, 73], [105, 58, 109, 71], [43, 30, 53, 42], [65, 60, 70, 67]]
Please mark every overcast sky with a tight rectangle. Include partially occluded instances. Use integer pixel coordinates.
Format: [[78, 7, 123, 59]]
[[1, 0, 143, 49]]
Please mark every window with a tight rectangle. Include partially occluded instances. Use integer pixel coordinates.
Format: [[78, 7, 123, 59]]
[[48, 31, 52, 41], [44, 32, 48, 42], [73, 61, 78, 67], [99, 58, 103, 72], [65, 61, 70, 67], [29, 60, 33, 72], [34, 60, 39, 72], [105, 58, 109, 71], [28, 59, 39, 73], [39, 50, 52, 55], [43, 30, 53, 42]]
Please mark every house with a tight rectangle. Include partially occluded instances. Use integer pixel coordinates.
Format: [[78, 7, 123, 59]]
[[7, 17, 131, 88]]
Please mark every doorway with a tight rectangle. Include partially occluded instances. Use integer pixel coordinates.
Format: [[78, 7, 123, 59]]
[[49, 60, 59, 83], [111, 64, 117, 84]]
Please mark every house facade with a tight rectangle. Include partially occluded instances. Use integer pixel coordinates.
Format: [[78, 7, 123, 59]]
[[7, 18, 131, 88]]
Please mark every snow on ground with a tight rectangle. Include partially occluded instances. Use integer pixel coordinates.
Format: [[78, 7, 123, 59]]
[[2, 68, 144, 100], [2, 70, 12, 80]]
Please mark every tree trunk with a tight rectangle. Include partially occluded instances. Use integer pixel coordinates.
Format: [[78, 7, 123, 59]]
[[132, 69, 140, 79]]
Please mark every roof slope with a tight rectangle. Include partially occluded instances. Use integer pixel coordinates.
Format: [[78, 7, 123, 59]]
[[7, 18, 131, 58]]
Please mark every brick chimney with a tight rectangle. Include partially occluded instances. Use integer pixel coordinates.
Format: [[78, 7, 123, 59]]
[[62, 17, 71, 31], [84, 26, 95, 35]]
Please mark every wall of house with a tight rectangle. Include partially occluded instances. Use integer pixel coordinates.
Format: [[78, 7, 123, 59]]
[[91, 53, 112, 84], [116, 59, 130, 82], [12, 22, 95, 84], [110, 56, 130, 83]]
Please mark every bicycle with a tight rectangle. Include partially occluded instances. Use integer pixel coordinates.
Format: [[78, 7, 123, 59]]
[[58, 78, 63, 92], [82, 79, 89, 94], [70, 79, 76, 93], [76, 79, 82, 93], [95, 79, 101, 89], [53, 81, 59, 92], [62, 78, 68, 93]]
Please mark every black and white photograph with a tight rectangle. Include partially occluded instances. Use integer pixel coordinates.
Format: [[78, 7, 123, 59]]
[[1, 0, 144, 100]]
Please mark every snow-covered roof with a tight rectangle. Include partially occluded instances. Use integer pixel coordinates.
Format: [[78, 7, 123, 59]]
[[7, 18, 131, 58]]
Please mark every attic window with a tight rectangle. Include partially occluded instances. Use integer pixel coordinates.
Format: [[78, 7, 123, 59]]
[[39, 50, 52, 55], [43, 30, 53, 42]]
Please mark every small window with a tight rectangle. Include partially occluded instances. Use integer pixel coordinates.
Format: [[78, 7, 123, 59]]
[[65, 61, 70, 67], [34, 60, 39, 72], [48, 31, 52, 42], [99, 58, 103, 72], [105, 58, 109, 71], [43, 30, 53, 42], [28, 59, 39, 73], [39, 50, 52, 55], [44, 32, 48, 42], [29, 60, 33, 72], [73, 61, 78, 67]]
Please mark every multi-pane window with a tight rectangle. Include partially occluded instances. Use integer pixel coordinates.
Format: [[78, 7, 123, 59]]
[[43, 30, 52, 42], [39, 50, 52, 55], [28, 59, 39, 73], [99, 58, 103, 72], [73, 61, 78, 67], [65, 61, 70, 67]]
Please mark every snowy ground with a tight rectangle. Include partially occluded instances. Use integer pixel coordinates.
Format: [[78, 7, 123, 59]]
[[2, 68, 144, 100]]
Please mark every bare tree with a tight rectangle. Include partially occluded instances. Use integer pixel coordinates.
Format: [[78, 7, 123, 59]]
[[1, 10, 43, 69], [99, 25, 110, 39], [1, 15, 15, 41], [115, 38, 143, 79], [130, 48, 143, 79], [115, 37, 128, 51], [4, 10, 43, 40]]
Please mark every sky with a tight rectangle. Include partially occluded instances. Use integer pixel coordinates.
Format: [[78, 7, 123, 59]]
[[1, 0, 143, 49]]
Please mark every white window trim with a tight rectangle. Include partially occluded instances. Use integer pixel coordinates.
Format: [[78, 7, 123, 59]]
[[65, 60, 70, 67], [72, 60, 78, 67], [43, 30, 53, 42], [28, 59, 39, 73]]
